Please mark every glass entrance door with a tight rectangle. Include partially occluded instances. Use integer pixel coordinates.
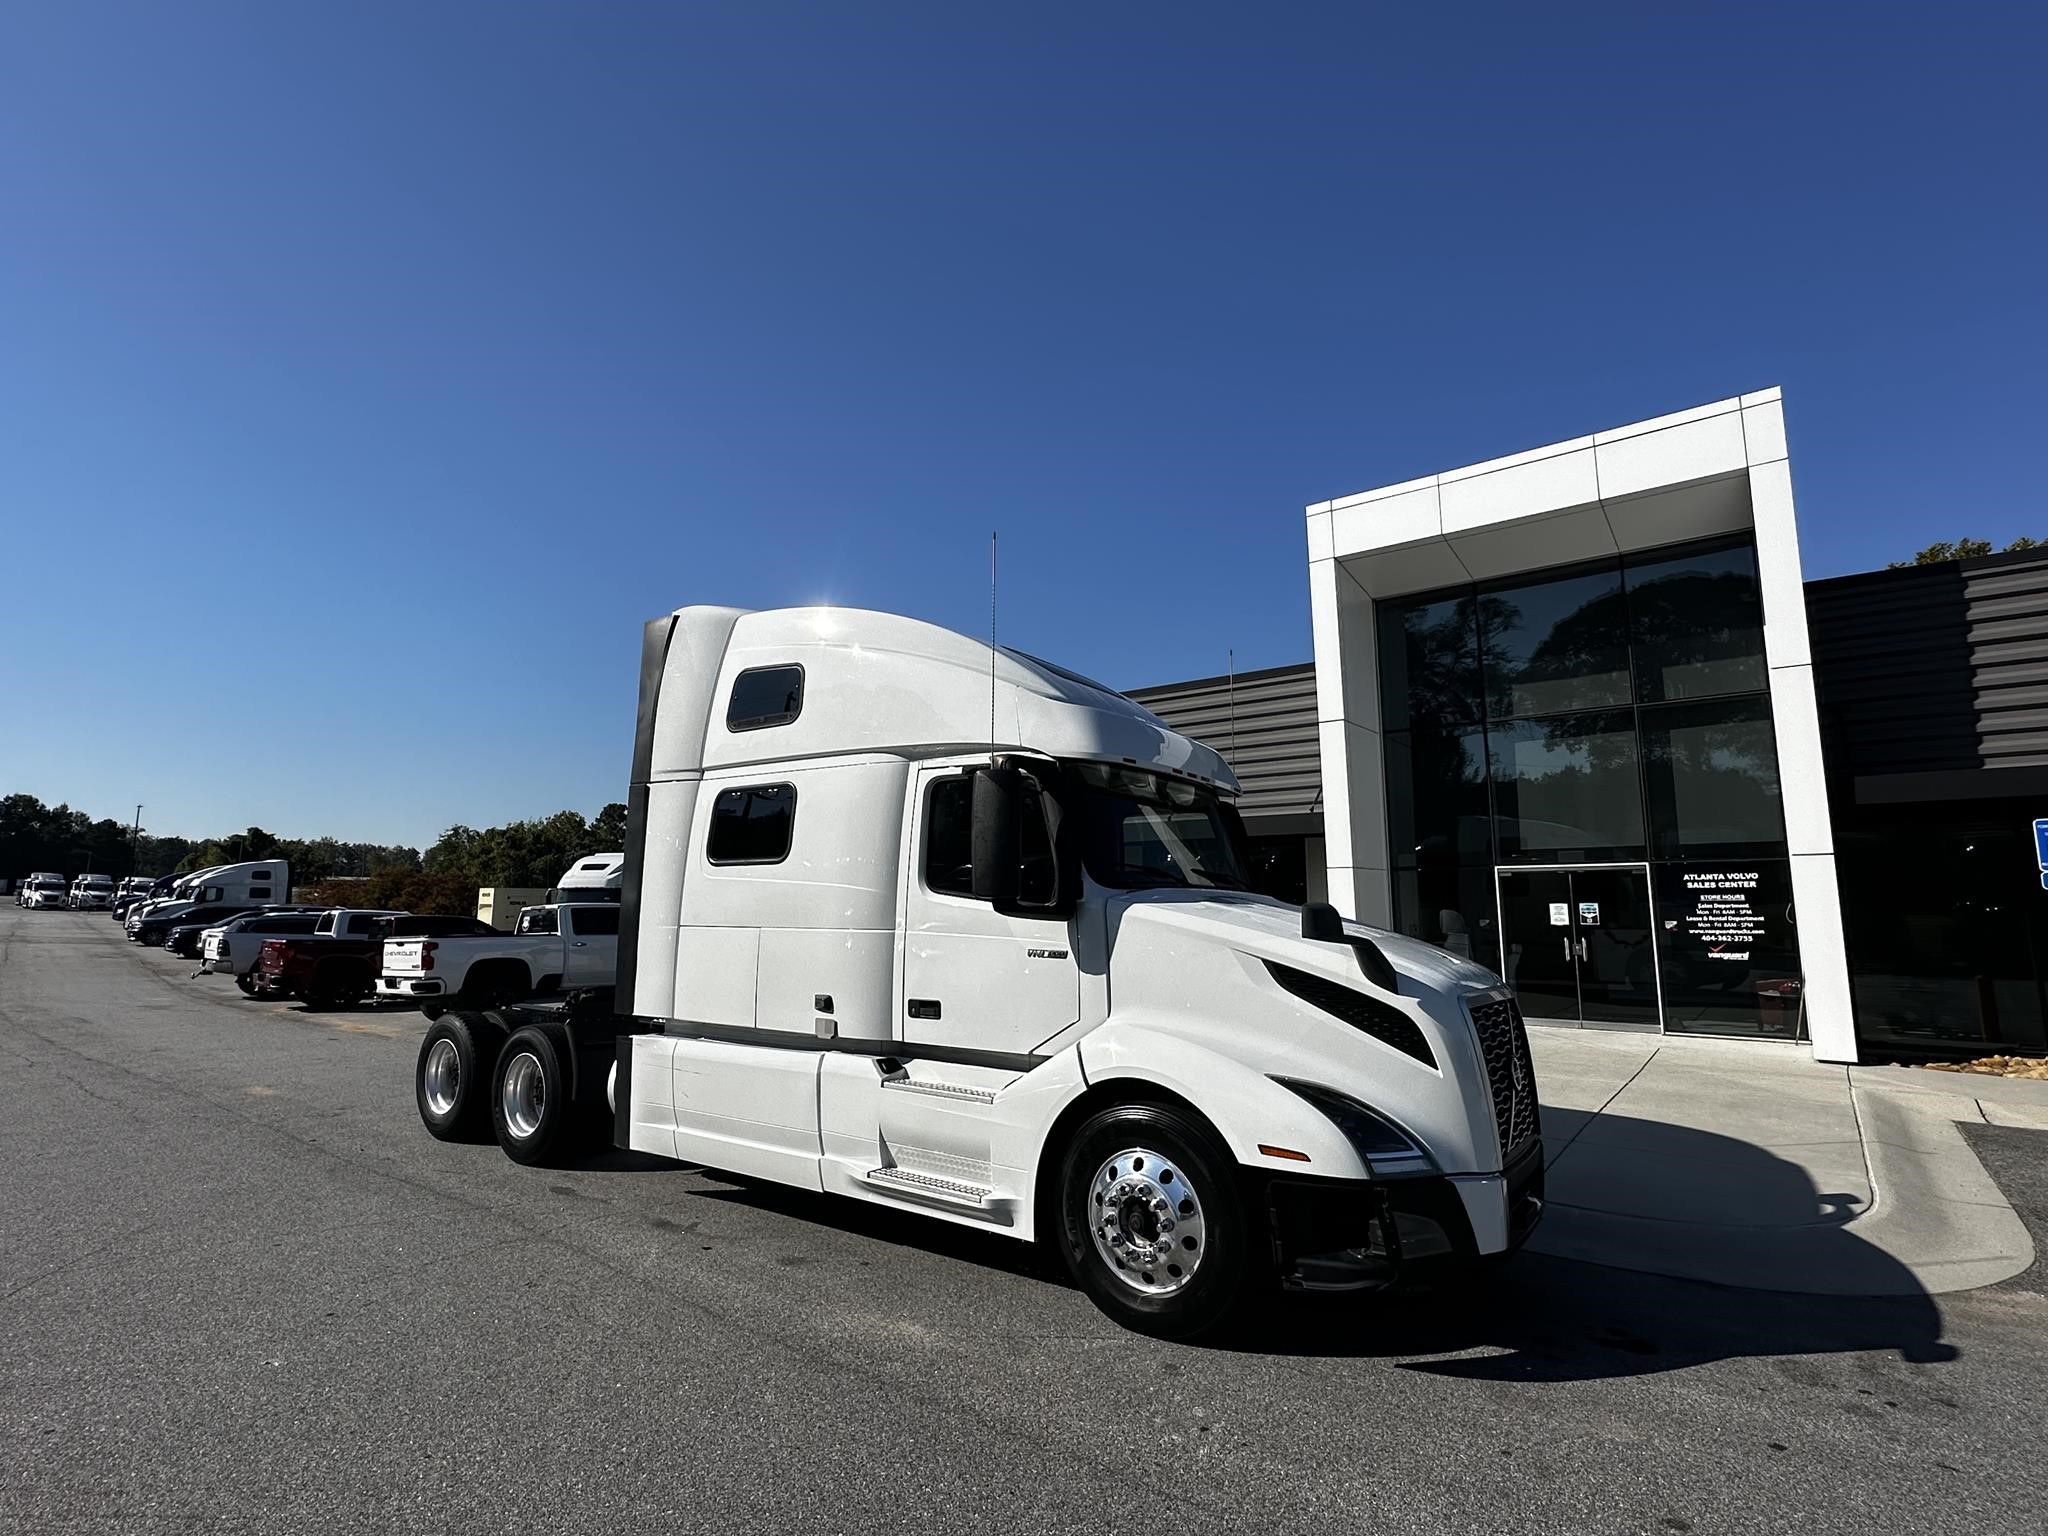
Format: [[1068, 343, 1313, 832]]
[[1496, 865, 1662, 1030], [1496, 869, 1580, 1022]]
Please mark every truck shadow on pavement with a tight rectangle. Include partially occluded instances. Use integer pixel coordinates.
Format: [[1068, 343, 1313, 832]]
[[663, 1110, 1963, 1382], [1291, 1106, 1964, 1382]]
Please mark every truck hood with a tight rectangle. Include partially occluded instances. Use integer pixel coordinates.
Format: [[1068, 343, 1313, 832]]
[[1089, 888, 1514, 1177], [1103, 888, 1501, 998]]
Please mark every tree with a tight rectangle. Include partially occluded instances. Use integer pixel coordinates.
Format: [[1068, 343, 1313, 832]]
[[1890, 536, 2042, 568], [591, 801, 629, 850]]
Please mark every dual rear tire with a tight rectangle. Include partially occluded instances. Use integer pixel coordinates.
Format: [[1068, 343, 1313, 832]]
[[415, 1012, 603, 1165]]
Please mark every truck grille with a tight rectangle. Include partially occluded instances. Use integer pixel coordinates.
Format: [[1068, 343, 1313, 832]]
[[1468, 995, 1540, 1159]]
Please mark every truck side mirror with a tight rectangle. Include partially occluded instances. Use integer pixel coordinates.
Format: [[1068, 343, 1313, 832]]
[[970, 766, 1024, 905]]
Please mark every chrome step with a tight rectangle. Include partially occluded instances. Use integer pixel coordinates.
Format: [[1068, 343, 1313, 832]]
[[862, 1165, 994, 1209]]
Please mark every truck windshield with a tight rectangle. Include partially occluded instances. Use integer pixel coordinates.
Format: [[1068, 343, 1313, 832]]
[[1067, 761, 1249, 892]]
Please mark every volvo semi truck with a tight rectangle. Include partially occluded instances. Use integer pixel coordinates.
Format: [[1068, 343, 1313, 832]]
[[414, 606, 1542, 1337]]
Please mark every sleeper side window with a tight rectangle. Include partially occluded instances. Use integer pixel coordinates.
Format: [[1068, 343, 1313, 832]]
[[726, 665, 805, 732], [707, 783, 797, 865]]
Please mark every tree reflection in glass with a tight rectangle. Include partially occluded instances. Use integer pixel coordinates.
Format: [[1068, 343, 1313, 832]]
[[1627, 544, 1766, 703], [1483, 569, 1629, 719]]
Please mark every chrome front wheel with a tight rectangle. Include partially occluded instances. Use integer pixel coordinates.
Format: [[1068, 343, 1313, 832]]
[[1058, 1103, 1249, 1339], [1088, 1147, 1207, 1297]]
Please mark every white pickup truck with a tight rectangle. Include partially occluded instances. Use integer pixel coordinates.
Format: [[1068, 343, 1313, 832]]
[[378, 901, 619, 1012]]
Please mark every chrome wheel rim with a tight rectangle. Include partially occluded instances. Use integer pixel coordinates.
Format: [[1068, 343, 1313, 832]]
[[1088, 1146, 1205, 1296], [423, 1038, 461, 1117], [501, 1051, 545, 1140]]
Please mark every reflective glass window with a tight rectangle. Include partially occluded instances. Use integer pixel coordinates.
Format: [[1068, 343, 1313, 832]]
[[1651, 861, 1804, 1038], [1641, 697, 1785, 859], [726, 665, 805, 731], [1377, 593, 1482, 732], [707, 783, 797, 865], [1836, 820, 2048, 1055], [925, 775, 1056, 903], [1487, 712, 1645, 860], [1481, 566, 1630, 719], [1627, 543, 1767, 702], [1392, 865, 1502, 974], [1384, 727, 1492, 866]]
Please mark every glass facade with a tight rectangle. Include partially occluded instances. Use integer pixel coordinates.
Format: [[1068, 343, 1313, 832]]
[[1835, 805, 2048, 1058], [1377, 536, 1800, 1038]]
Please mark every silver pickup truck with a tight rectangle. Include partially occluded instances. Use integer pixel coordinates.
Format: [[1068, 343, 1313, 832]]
[[377, 901, 620, 1013]]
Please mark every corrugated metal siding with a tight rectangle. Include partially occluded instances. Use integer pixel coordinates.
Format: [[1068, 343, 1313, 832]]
[[1808, 548, 2048, 777], [1127, 664, 1321, 824]]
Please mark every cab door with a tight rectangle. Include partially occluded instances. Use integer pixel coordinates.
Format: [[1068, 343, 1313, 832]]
[[900, 766, 1080, 1057]]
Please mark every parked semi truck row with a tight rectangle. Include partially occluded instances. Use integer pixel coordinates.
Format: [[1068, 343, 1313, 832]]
[[413, 605, 1543, 1337]]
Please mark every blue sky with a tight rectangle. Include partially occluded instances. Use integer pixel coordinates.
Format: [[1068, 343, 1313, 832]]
[[3, 3, 2043, 848]]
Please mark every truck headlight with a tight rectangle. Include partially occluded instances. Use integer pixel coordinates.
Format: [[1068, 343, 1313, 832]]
[[1272, 1078, 1438, 1179]]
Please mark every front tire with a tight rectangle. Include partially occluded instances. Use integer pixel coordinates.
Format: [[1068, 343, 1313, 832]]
[[416, 1012, 508, 1142], [1055, 1103, 1253, 1340]]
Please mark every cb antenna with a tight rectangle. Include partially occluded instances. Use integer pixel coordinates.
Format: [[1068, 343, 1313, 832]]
[[1227, 648, 1237, 767], [989, 531, 998, 757]]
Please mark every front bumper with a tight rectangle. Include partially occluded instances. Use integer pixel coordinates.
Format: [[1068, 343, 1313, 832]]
[[1266, 1139, 1545, 1293]]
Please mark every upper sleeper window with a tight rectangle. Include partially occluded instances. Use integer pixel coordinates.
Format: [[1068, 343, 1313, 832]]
[[727, 665, 805, 731], [707, 784, 798, 865]]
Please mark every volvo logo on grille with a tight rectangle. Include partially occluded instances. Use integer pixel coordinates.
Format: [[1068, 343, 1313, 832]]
[[1509, 1035, 1528, 1097]]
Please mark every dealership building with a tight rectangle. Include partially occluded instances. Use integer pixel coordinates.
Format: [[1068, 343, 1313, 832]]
[[1132, 390, 2048, 1066]]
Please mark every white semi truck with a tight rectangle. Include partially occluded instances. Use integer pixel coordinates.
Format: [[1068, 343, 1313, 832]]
[[413, 606, 1542, 1337]]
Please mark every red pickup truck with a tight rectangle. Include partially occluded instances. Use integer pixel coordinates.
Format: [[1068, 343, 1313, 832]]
[[249, 908, 404, 1009]]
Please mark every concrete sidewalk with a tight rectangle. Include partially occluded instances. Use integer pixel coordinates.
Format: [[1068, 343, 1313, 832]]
[[1524, 1027, 2044, 1296]]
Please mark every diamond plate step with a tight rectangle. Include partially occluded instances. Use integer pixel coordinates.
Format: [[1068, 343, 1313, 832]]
[[880, 1078, 998, 1104], [862, 1165, 994, 1209]]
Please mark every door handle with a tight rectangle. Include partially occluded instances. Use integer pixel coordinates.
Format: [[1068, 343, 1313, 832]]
[[1562, 935, 1571, 963], [572, 941, 586, 948], [1576, 936, 1588, 963], [907, 999, 941, 1020]]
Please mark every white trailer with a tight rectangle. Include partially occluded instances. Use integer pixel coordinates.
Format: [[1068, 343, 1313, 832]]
[[476, 887, 546, 932], [414, 606, 1542, 1337]]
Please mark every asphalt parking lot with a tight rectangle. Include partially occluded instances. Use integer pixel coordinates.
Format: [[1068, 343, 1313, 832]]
[[4, 906, 2047, 1535]]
